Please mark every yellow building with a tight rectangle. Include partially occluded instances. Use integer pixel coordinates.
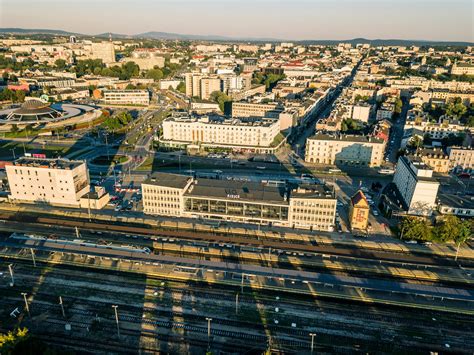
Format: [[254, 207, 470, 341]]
[[349, 190, 370, 231]]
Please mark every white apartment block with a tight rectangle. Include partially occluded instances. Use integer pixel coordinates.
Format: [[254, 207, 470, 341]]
[[447, 147, 474, 172], [6, 157, 90, 207], [200, 78, 221, 100], [305, 133, 385, 167], [162, 113, 280, 148], [142, 173, 336, 231], [393, 156, 439, 216], [90, 42, 115, 64], [103, 90, 150, 105], [231, 102, 283, 118]]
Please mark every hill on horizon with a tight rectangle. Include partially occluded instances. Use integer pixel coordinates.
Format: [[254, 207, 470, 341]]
[[0, 28, 472, 46]]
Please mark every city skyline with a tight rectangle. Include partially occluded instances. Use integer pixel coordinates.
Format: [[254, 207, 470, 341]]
[[1, 0, 473, 42]]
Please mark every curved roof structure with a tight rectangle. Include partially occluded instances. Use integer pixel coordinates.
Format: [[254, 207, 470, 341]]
[[3, 99, 63, 123]]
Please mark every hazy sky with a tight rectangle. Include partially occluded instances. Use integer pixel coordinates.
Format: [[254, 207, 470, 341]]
[[1, 0, 473, 41]]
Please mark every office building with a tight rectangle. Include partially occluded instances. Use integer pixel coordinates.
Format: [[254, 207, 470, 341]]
[[103, 90, 150, 105], [6, 157, 90, 207], [305, 133, 385, 167], [142, 173, 336, 231], [392, 156, 439, 216]]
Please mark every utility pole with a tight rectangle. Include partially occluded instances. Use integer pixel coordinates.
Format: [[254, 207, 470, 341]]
[[59, 296, 66, 318], [30, 248, 36, 267], [235, 293, 239, 315], [112, 305, 120, 337], [310, 333, 316, 353], [8, 264, 14, 286], [21, 292, 30, 317]]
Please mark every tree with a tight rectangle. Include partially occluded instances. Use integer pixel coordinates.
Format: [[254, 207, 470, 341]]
[[146, 68, 164, 81], [434, 215, 461, 242], [399, 216, 432, 241], [408, 135, 423, 149], [466, 116, 474, 127], [210, 91, 231, 112], [0, 327, 29, 353], [54, 59, 67, 70], [176, 82, 186, 94], [394, 98, 403, 114], [454, 220, 472, 260], [445, 99, 467, 119]]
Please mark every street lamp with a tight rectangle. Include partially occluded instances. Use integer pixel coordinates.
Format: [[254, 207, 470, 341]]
[[8, 264, 14, 286], [112, 305, 120, 337], [310, 333, 317, 352], [21, 292, 30, 317], [206, 317, 212, 338]]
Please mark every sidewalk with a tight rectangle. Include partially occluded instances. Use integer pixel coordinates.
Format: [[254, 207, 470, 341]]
[[0, 202, 472, 260]]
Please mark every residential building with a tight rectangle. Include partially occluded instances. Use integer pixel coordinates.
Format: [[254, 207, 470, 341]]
[[142, 173, 336, 231], [305, 133, 385, 167], [200, 78, 221, 100], [161, 113, 280, 149], [447, 147, 474, 172], [412, 148, 450, 173], [392, 156, 440, 216], [90, 42, 115, 64], [451, 62, 474, 76], [349, 190, 370, 231], [231, 102, 283, 118], [6, 157, 90, 207], [103, 90, 150, 105]]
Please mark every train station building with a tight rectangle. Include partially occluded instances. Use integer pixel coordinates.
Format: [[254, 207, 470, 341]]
[[142, 172, 337, 231]]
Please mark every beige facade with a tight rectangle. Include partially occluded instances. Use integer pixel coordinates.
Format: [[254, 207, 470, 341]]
[[200, 78, 221, 100], [349, 190, 370, 231], [288, 186, 336, 231], [231, 102, 283, 118], [451, 62, 474, 76], [142, 173, 193, 216], [448, 147, 474, 172], [90, 42, 115, 64], [412, 148, 450, 173], [103, 90, 150, 105], [305, 134, 385, 167], [6, 157, 89, 207]]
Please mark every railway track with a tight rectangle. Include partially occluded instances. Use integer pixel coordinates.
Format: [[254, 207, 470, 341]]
[[0, 213, 471, 268]]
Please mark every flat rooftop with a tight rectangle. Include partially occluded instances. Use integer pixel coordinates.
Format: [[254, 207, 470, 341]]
[[143, 172, 192, 190], [309, 133, 384, 144], [185, 179, 288, 205], [11, 157, 84, 170], [291, 184, 335, 199], [438, 193, 474, 210]]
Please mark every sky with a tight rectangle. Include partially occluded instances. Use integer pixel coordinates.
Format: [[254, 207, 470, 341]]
[[1, 0, 473, 42]]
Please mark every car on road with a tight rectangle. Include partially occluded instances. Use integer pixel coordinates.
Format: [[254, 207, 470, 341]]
[[372, 210, 379, 216], [256, 166, 266, 170], [405, 240, 417, 244]]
